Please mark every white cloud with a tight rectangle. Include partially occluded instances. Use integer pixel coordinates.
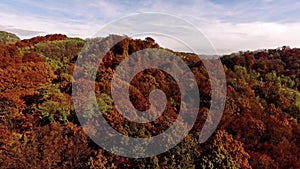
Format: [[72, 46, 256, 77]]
[[0, 0, 299, 54], [0, 10, 102, 39], [87, 1, 124, 19], [194, 21, 300, 54]]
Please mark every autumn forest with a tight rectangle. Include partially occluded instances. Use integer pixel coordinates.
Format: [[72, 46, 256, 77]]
[[0, 31, 299, 168]]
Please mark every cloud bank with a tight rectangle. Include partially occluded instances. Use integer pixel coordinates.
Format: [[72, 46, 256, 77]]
[[0, 0, 299, 54]]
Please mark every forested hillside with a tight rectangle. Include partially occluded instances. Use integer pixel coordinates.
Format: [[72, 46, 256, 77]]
[[0, 32, 299, 168]]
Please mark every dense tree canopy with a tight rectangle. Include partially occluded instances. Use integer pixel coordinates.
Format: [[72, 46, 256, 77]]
[[0, 31, 20, 45], [0, 33, 299, 168]]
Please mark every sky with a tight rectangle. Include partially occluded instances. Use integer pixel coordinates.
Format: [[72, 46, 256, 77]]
[[1, 0, 300, 54]]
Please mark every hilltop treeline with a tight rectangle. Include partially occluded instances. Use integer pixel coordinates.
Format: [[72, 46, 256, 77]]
[[0, 32, 299, 168]]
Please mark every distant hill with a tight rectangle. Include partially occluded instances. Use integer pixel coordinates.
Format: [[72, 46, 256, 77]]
[[0, 31, 20, 44], [0, 32, 299, 168]]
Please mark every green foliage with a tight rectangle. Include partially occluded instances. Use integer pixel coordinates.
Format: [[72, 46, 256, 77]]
[[19, 46, 33, 56], [151, 156, 160, 169], [281, 75, 295, 88], [287, 90, 300, 120], [198, 130, 251, 169], [234, 65, 248, 77], [295, 92, 300, 108], [294, 93, 300, 120], [37, 84, 69, 123], [34, 38, 84, 70], [97, 93, 113, 115], [249, 72, 260, 79], [162, 135, 198, 169], [44, 57, 65, 71], [230, 81, 238, 90], [265, 71, 281, 84], [0, 31, 20, 44], [83, 93, 113, 118]]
